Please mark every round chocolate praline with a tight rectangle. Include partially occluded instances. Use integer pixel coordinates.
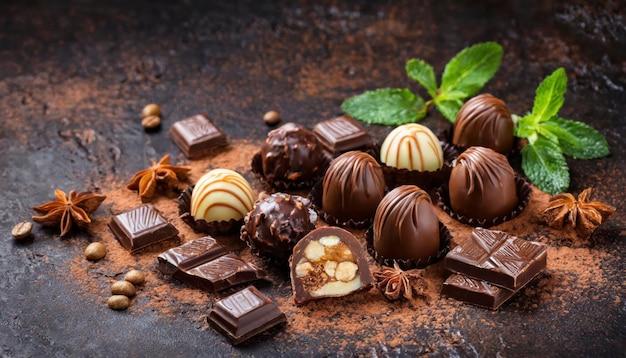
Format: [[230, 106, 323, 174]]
[[373, 185, 440, 262], [449, 146, 517, 221], [241, 192, 316, 260], [380, 123, 444, 172], [322, 151, 386, 222], [260, 122, 326, 184], [452, 94, 514, 153]]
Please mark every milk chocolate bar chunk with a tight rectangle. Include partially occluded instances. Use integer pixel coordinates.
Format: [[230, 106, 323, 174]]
[[208, 286, 286, 345], [109, 204, 178, 253], [444, 228, 547, 291], [442, 274, 515, 310], [157, 235, 228, 275], [290, 227, 374, 305], [169, 113, 227, 159], [313, 115, 374, 156]]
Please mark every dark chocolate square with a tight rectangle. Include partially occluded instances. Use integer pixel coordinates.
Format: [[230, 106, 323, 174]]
[[157, 235, 228, 275], [208, 286, 286, 345], [313, 115, 373, 155], [444, 227, 547, 291], [169, 113, 228, 159], [442, 273, 516, 310], [108, 204, 179, 253]]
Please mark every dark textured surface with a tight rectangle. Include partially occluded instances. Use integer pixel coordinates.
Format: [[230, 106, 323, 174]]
[[1, 0, 625, 356]]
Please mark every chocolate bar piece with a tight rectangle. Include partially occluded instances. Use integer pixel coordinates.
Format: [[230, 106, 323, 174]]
[[109, 204, 178, 253], [157, 236, 266, 291], [313, 115, 374, 156], [441, 273, 515, 310], [169, 113, 228, 159], [208, 286, 286, 345], [290, 227, 374, 305], [444, 228, 547, 291]]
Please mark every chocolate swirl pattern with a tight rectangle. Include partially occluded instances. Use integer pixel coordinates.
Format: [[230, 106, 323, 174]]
[[452, 94, 514, 153], [191, 169, 255, 222], [380, 123, 444, 172]]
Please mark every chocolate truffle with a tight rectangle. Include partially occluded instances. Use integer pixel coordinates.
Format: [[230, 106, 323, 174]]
[[260, 122, 326, 184], [380, 123, 444, 171], [190, 169, 255, 223], [453, 94, 514, 153], [373, 185, 440, 262], [322, 151, 386, 222], [449, 146, 517, 221], [241, 193, 316, 260], [290, 227, 374, 305]]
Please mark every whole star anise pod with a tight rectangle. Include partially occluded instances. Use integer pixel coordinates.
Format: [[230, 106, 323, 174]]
[[126, 154, 191, 202], [374, 262, 427, 300], [32, 189, 107, 236], [543, 187, 616, 238]]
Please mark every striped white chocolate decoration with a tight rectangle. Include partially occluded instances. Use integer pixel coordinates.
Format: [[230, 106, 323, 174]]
[[380, 123, 444, 171], [190, 169, 255, 222]]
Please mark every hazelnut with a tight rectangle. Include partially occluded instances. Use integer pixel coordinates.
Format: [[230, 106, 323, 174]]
[[84, 242, 107, 261], [111, 280, 136, 297], [304, 240, 325, 262], [11, 221, 33, 240], [263, 110, 281, 125], [295, 261, 313, 278], [141, 103, 161, 118], [335, 261, 358, 282], [108, 295, 130, 310], [141, 115, 161, 130], [125, 270, 146, 285]]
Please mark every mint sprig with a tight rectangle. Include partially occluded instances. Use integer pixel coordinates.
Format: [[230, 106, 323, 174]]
[[342, 42, 503, 125], [514, 68, 610, 194]]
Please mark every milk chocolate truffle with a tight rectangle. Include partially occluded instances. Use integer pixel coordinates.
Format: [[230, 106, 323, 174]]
[[241, 193, 316, 260], [449, 146, 517, 221], [453, 94, 514, 153], [373, 185, 440, 262], [190, 169, 255, 223], [380, 124, 444, 171], [322, 151, 386, 222], [260, 122, 326, 184]]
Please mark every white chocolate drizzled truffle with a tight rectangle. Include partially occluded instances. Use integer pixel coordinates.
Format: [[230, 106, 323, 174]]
[[190, 169, 255, 222], [380, 123, 444, 172]]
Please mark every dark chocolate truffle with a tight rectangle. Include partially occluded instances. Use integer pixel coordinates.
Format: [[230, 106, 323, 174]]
[[241, 193, 316, 260], [260, 123, 326, 184], [373, 185, 440, 262], [452, 94, 514, 153], [322, 151, 386, 222], [449, 146, 517, 221]]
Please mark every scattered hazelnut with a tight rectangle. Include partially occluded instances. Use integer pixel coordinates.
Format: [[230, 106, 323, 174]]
[[141, 115, 161, 130], [141, 103, 161, 118], [125, 270, 146, 285], [84, 242, 107, 261], [111, 280, 136, 297], [108, 295, 130, 310], [263, 110, 281, 125], [11, 221, 33, 240]]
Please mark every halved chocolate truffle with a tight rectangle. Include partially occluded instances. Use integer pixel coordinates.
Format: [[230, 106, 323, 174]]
[[241, 193, 316, 260], [290, 227, 374, 305], [380, 123, 444, 172], [449, 146, 517, 221], [373, 185, 440, 263], [260, 123, 326, 185], [452, 94, 514, 153], [322, 151, 385, 223]]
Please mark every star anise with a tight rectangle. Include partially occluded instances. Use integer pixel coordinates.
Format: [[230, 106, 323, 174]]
[[32, 189, 106, 236], [543, 187, 616, 238], [126, 154, 191, 202], [374, 262, 427, 300]]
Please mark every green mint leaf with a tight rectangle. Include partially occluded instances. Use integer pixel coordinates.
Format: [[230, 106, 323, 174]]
[[440, 42, 503, 96], [548, 117, 610, 159], [514, 114, 538, 138], [434, 98, 464, 122], [521, 137, 570, 194], [341, 88, 426, 125], [536, 122, 559, 144], [406, 59, 437, 98], [436, 90, 468, 102], [531, 67, 567, 122]]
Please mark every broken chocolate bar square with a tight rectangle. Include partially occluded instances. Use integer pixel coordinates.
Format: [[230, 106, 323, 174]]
[[169, 113, 228, 159], [444, 227, 547, 291], [313, 115, 374, 156], [109, 204, 179, 253], [441, 273, 516, 310]]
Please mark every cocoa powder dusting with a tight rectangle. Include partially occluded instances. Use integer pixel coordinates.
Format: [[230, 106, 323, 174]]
[[62, 139, 612, 351]]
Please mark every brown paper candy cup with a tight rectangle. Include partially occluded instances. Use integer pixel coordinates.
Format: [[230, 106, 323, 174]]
[[366, 222, 452, 270], [435, 176, 532, 227], [250, 151, 330, 191], [308, 179, 375, 230], [178, 186, 243, 235]]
